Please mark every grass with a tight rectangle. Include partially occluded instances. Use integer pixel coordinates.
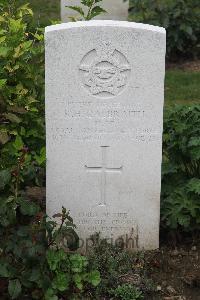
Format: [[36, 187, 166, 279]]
[[19, 0, 200, 106], [165, 70, 200, 105]]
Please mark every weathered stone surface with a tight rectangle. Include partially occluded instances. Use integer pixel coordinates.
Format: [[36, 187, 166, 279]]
[[61, 0, 129, 22], [45, 21, 166, 250]]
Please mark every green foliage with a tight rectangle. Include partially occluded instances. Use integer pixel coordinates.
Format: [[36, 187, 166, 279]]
[[161, 105, 200, 230], [110, 284, 144, 300], [46, 249, 100, 296], [66, 0, 106, 21], [128, 0, 200, 59], [88, 235, 153, 298], [8, 279, 22, 299], [0, 204, 100, 299], [0, 2, 45, 189]]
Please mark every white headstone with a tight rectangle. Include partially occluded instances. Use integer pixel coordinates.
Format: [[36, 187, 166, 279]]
[[61, 0, 129, 22], [45, 21, 166, 251]]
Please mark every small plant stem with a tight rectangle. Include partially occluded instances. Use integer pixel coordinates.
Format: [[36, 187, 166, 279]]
[[15, 162, 20, 199], [86, 0, 95, 20]]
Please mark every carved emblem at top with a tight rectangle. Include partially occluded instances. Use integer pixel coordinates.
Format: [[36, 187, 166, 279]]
[[79, 42, 131, 98]]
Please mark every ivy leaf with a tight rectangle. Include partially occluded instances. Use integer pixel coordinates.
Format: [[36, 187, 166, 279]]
[[8, 279, 22, 299], [0, 169, 11, 190]]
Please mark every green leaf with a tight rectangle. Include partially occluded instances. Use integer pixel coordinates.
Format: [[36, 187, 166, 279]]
[[73, 273, 83, 290], [0, 131, 10, 145], [34, 147, 46, 165], [87, 270, 101, 286], [9, 18, 23, 33], [0, 79, 7, 89], [13, 135, 23, 150], [188, 137, 200, 147], [66, 6, 85, 17], [3, 113, 22, 123], [46, 249, 67, 271], [46, 250, 57, 271], [180, 24, 191, 35], [178, 214, 190, 227], [162, 162, 178, 176], [19, 200, 39, 216], [0, 263, 10, 277], [29, 269, 41, 282], [81, 0, 93, 7], [187, 178, 200, 195], [8, 279, 22, 299], [52, 273, 70, 292], [0, 46, 10, 57], [45, 289, 58, 300], [0, 169, 11, 190], [89, 6, 106, 19], [0, 36, 6, 44], [70, 254, 88, 273], [17, 4, 33, 17]]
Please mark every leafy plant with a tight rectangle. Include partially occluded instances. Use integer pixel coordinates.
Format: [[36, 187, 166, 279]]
[[0, 2, 45, 189], [128, 0, 200, 59], [0, 204, 100, 299], [66, 0, 106, 21], [110, 284, 144, 300], [161, 105, 200, 230], [88, 234, 153, 298]]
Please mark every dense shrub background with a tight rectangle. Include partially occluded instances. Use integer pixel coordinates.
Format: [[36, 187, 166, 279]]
[[128, 0, 200, 60], [161, 105, 200, 230], [0, 3, 45, 191]]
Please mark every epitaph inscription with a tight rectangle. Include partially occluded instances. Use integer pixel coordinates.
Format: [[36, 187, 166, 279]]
[[79, 42, 130, 98]]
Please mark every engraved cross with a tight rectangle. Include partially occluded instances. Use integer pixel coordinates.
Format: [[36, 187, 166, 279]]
[[85, 146, 123, 206]]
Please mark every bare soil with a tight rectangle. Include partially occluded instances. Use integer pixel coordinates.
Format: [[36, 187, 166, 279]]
[[145, 237, 200, 300]]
